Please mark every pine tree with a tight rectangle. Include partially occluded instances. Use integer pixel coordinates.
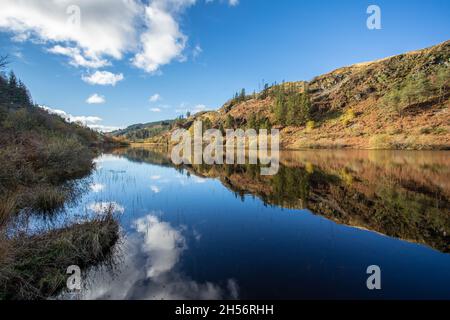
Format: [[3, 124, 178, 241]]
[[274, 91, 287, 126], [0, 73, 8, 105], [239, 88, 246, 102], [8, 71, 18, 104], [436, 66, 449, 103], [225, 114, 234, 129], [247, 113, 257, 129]]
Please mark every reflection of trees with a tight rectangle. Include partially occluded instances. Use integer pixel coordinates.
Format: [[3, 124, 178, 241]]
[[115, 147, 450, 253], [111, 147, 172, 167]]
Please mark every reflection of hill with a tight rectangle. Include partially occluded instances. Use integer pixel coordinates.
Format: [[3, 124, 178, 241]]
[[116, 147, 450, 253], [111, 147, 173, 168]]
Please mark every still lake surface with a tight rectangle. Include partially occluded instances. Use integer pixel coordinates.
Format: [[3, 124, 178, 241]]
[[33, 148, 450, 299]]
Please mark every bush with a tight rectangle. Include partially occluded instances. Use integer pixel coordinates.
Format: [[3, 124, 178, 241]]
[[306, 120, 315, 132], [341, 109, 356, 126]]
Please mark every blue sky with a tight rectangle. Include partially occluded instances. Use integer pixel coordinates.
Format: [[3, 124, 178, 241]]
[[0, 0, 449, 131]]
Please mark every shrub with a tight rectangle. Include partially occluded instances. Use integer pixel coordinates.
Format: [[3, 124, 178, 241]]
[[306, 120, 315, 132], [369, 134, 393, 149], [341, 109, 356, 126]]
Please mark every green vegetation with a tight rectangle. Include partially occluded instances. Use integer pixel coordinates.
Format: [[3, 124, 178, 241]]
[[272, 83, 311, 127], [383, 66, 449, 115], [306, 120, 315, 132], [246, 113, 272, 131], [112, 120, 174, 142], [225, 114, 235, 129], [0, 69, 107, 222], [340, 108, 356, 126], [227, 88, 252, 110], [0, 214, 119, 300], [0, 61, 120, 299]]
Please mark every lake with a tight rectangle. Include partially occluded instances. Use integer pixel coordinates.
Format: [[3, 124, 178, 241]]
[[30, 148, 450, 299]]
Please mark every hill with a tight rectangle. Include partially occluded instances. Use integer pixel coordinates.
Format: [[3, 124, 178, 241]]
[[0, 65, 120, 299], [143, 40, 450, 150], [111, 119, 174, 142]]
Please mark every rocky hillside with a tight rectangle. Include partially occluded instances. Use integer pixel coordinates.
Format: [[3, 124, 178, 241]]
[[145, 40, 449, 150]]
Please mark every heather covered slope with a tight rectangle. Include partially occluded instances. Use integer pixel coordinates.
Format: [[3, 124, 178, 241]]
[[143, 40, 449, 150]]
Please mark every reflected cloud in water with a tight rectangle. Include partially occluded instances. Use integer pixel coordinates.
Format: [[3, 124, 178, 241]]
[[90, 183, 105, 193], [81, 213, 239, 300], [87, 202, 125, 215]]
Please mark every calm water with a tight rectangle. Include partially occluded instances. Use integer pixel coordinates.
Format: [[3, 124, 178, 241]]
[[38, 148, 450, 299]]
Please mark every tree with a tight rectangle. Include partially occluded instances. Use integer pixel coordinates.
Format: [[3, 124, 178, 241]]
[[0, 73, 8, 105], [247, 113, 257, 129], [436, 66, 449, 103], [225, 114, 234, 129], [414, 73, 431, 101], [274, 91, 287, 126], [203, 118, 213, 131], [239, 88, 246, 102]]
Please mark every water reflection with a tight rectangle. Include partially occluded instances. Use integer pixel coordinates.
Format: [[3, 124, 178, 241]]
[[81, 212, 238, 300], [114, 148, 450, 253], [60, 148, 450, 299]]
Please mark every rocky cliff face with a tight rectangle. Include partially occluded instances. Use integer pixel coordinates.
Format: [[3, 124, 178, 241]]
[[149, 41, 450, 150]]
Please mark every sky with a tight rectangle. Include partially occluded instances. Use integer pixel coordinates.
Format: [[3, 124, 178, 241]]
[[0, 0, 449, 131]]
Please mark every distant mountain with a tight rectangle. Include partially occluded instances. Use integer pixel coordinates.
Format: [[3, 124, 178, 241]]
[[111, 120, 175, 142], [125, 40, 450, 149]]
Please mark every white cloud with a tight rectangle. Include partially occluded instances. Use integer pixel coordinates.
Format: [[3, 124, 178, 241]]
[[48, 45, 110, 69], [88, 124, 123, 132], [39, 105, 122, 133], [150, 108, 162, 112], [132, 2, 191, 73], [40, 105, 102, 124], [0, 0, 205, 74], [149, 93, 162, 102], [0, 1, 238, 75], [82, 71, 124, 86], [135, 214, 185, 278], [86, 93, 106, 104], [0, 0, 140, 64]]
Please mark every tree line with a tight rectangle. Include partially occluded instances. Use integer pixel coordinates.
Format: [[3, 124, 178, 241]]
[[383, 66, 449, 115], [272, 83, 311, 126], [0, 69, 33, 108]]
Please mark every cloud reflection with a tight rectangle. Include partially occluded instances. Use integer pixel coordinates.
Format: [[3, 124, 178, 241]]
[[87, 202, 125, 215], [81, 213, 238, 300]]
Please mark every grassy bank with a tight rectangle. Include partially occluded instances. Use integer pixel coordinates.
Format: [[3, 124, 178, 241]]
[[0, 215, 119, 300], [0, 67, 121, 299]]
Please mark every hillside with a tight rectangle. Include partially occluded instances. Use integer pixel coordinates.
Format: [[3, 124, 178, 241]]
[[142, 40, 450, 150], [0, 67, 120, 299], [111, 119, 174, 142]]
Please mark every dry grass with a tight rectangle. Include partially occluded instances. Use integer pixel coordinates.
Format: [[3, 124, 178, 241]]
[[0, 214, 119, 300]]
